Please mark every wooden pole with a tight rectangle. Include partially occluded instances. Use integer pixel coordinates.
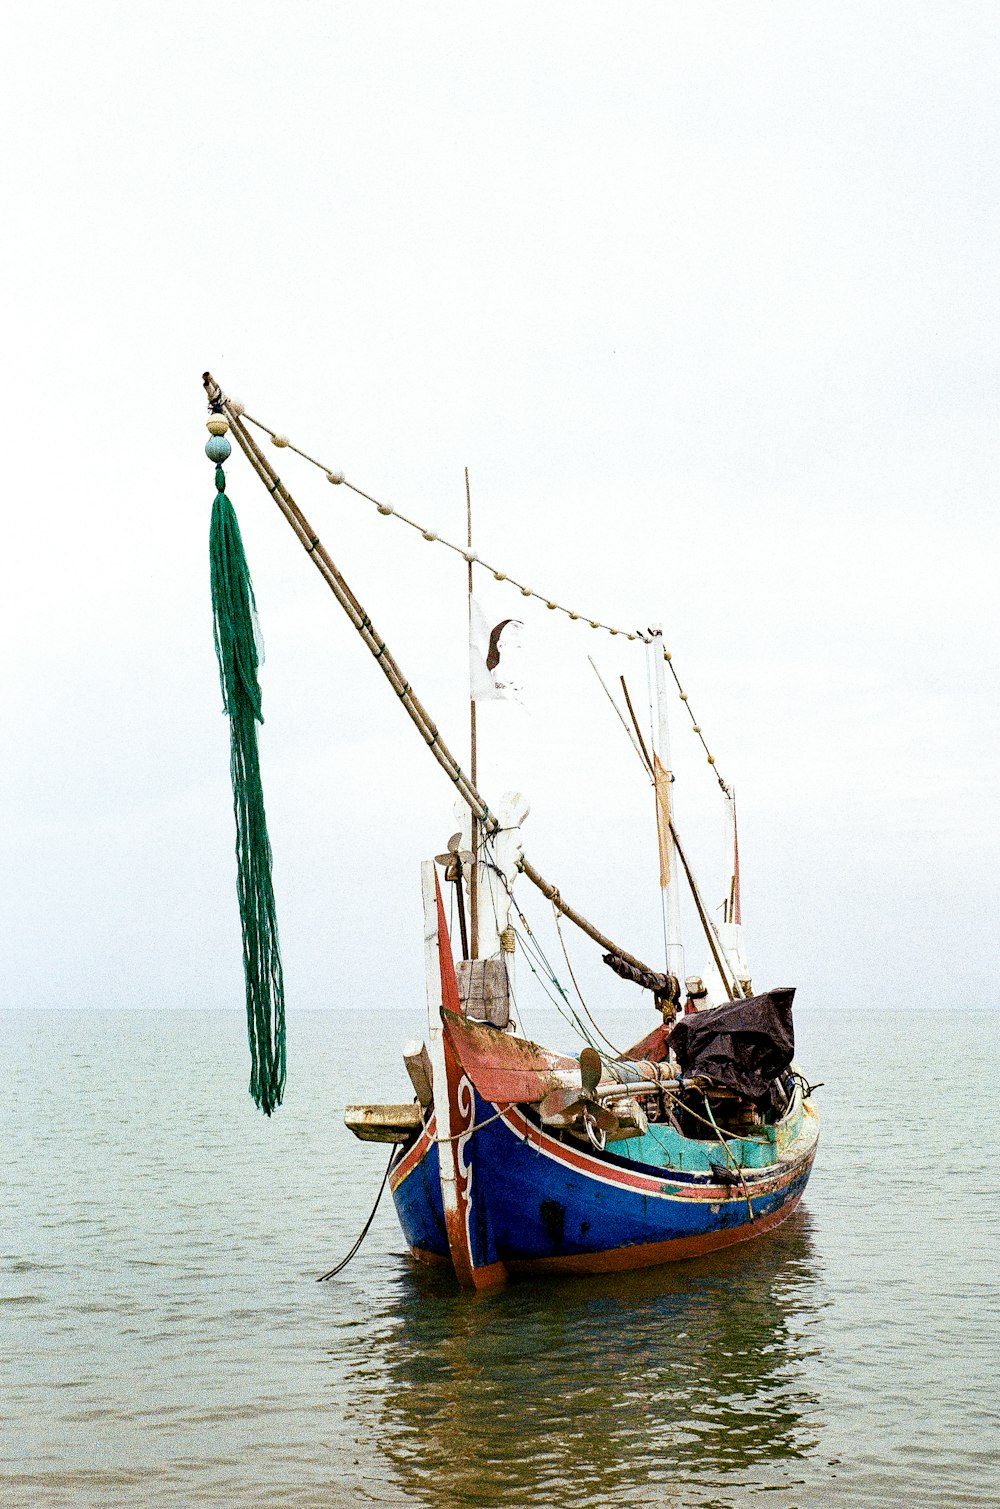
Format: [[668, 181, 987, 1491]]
[[203, 372, 666, 983], [466, 466, 478, 960], [453, 863, 470, 959]]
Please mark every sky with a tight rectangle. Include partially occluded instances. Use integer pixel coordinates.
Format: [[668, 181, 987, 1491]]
[[1, 1, 998, 1021]]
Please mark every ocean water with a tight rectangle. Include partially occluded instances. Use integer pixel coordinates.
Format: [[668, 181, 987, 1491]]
[[2, 1005, 998, 1509]]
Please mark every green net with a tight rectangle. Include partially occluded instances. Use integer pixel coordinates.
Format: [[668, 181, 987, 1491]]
[[209, 463, 286, 1115]]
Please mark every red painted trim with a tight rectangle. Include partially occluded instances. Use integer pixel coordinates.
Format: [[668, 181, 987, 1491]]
[[434, 874, 461, 1016], [500, 1104, 816, 1202], [440, 1027, 478, 1288], [407, 1243, 507, 1287], [442, 1007, 580, 1104], [467, 1259, 509, 1290], [388, 1114, 435, 1193]]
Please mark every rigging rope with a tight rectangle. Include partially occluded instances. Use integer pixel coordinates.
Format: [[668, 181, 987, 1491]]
[[550, 904, 624, 1057], [476, 828, 627, 1059], [229, 402, 732, 795], [208, 444, 286, 1116], [317, 1145, 394, 1280], [510, 915, 603, 1053]]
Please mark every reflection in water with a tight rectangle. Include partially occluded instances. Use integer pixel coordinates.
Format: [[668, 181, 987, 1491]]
[[335, 1212, 822, 1509]]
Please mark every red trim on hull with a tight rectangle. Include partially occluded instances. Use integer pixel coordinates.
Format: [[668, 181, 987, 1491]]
[[501, 1103, 817, 1202], [442, 1007, 580, 1104], [389, 1115, 435, 1194]]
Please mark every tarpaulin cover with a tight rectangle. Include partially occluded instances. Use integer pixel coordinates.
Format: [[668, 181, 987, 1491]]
[[670, 988, 796, 1103]]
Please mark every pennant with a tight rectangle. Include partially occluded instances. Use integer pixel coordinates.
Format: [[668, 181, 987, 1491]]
[[469, 599, 524, 702]]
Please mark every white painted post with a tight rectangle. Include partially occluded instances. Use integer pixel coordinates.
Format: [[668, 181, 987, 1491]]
[[421, 861, 454, 1186], [649, 627, 685, 983]]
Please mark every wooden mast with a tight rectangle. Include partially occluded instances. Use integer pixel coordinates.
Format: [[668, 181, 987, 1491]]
[[203, 372, 668, 983], [466, 466, 478, 960]]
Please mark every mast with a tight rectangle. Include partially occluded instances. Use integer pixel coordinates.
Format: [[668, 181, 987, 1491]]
[[648, 626, 685, 983], [725, 791, 741, 925], [466, 466, 478, 960]]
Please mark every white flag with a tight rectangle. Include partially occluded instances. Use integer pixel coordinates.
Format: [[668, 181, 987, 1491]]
[[469, 599, 525, 702]]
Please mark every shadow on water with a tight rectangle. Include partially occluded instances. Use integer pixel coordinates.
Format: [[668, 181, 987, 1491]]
[[332, 1211, 824, 1509]]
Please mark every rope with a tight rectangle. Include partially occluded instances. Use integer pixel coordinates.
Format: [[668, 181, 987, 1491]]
[[208, 463, 286, 1116], [551, 905, 624, 1057], [472, 830, 599, 1050], [233, 404, 732, 793], [678, 1091, 775, 1147], [317, 1144, 394, 1280], [512, 918, 600, 1049], [435, 1103, 515, 1143], [703, 1096, 755, 1220]]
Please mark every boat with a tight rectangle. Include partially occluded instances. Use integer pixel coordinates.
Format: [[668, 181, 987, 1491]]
[[201, 371, 820, 1290]]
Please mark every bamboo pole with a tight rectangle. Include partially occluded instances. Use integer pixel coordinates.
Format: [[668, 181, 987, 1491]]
[[203, 373, 665, 983], [204, 376, 492, 828]]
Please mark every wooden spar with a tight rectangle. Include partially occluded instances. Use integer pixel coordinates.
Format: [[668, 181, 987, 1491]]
[[204, 378, 492, 830], [203, 373, 662, 981], [726, 793, 741, 925], [466, 466, 478, 961], [589, 658, 649, 775]]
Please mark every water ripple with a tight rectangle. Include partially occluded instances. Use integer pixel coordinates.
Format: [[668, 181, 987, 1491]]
[[1, 1006, 999, 1507]]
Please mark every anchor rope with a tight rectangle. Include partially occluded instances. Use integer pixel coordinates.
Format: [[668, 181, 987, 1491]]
[[317, 1144, 394, 1280]]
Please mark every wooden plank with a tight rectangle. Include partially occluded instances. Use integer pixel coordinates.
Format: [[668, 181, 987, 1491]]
[[456, 958, 510, 1027], [344, 1103, 423, 1143]]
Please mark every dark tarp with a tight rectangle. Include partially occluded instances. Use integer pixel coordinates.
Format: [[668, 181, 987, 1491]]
[[669, 988, 796, 1104]]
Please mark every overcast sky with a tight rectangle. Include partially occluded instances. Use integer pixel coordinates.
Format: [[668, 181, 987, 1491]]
[[2, 1, 997, 1022]]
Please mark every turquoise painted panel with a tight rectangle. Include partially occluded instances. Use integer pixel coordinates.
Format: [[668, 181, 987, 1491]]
[[624, 1099, 804, 1173]]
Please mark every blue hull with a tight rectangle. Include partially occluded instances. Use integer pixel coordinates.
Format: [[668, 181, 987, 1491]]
[[391, 1089, 818, 1278]]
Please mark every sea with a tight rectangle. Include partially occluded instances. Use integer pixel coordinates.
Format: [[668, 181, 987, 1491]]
[[2, 1005, 998, 1509]]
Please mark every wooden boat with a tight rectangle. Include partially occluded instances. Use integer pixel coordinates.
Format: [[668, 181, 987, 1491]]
[[201, 372, 820, 1289], [382, 892, 818, 1287]]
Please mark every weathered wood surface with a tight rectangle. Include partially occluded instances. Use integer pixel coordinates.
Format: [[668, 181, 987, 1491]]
[[403, 1039, 433, 1107], [442, 1009, 579, 1104], [344, 1103, 423, 1142], [456, 958, 510, 1027]]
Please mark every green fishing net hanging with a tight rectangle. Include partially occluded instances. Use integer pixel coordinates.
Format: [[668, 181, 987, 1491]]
[[207, 435, 286, 1115]]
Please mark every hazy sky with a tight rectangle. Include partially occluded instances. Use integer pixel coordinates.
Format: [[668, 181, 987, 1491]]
[[2, 2, 998, 1021]]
